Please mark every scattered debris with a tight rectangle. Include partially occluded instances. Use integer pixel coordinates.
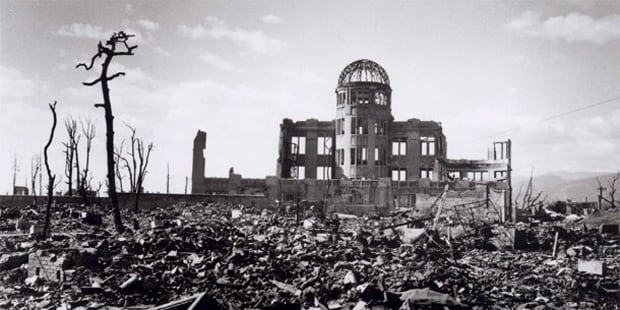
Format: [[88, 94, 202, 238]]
[[0, 201, 617, 309]]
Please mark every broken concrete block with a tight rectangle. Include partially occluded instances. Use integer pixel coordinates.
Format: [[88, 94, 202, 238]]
[[29, 224, 45, 237], [578, 259, 603, 276], [231, 209, 242, 219], [120, 273, 140, 291], [600, 224, 619, 235], [343, 270, 357, 285], [396, 227, 425, 244], [24, 275, 39, 286], [303, 219, 315, 229]]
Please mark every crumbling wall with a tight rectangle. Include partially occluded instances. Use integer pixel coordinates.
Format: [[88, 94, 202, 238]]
[[0, 195, 105, 209], [115, 193, 272, 210], [191, 130, 207, 194], [27, 250, 75, 282]]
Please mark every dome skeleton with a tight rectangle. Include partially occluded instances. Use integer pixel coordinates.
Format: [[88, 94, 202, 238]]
[[338, 59, 390, 86]]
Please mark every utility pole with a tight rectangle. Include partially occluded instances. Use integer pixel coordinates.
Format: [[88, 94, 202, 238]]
[[12, 155, 18, 195], [166, 162, 170, 194], [184, 176, 188, 195], [507, 139, 514, 223], [597, 184, 605, 210], [38, 155, 43, 198]]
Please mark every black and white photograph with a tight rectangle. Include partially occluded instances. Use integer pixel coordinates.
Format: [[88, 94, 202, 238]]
[[0, 0, 619, 309]]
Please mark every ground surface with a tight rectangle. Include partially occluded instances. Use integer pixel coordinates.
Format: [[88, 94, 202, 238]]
[[0, 202, 618, 309]]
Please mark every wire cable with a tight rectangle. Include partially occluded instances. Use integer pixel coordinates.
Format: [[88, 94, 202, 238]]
[[477, 95, 620, 141]]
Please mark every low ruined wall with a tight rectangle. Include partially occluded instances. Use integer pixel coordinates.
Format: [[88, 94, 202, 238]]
[[326, 204, 390, 216], [0, 195, 105, 209], [413, 187, 506, 223], [0, 193, 273, 211], [116, 193, 273, 210]]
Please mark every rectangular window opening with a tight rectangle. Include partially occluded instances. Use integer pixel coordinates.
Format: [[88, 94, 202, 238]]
[[290, 136, 306, 155], [316, 166, 332, 180], [290, 166, 305, 179], [318, 137, 332, 155], [392, 139, 406, 156], [392, 168, 407, 181], [421, 136, 435, 156]]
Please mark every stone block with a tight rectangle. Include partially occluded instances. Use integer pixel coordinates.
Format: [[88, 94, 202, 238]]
[[29, 224, 45, 236], [578, 259, 603, 276]]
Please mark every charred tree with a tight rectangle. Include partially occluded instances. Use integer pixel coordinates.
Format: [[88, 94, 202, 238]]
[[62, 118, 79, 196], [597, 172, 619, 209], [77, 118, 96, 205], [77, 31, 137, 233], [118, 125, 153, 213], [43, 102, 57, 238], [114, 140, 126, 193], [514, 169, 545, 216]]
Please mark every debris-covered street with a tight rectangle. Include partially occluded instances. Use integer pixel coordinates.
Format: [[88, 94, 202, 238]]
[[1, 202, 618, 309]]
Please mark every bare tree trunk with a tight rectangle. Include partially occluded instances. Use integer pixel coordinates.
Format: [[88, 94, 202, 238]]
[[101, 62, 124, 232], [114, 140, 126, 193], [77, 31, 137, 234], [77, 119, 95, 206], [43, 102, 57, 238], [598, 172, 619, 209], [119, 125, 152, 214], [63, 119, 78, 196], [30, 156, 40, 207]]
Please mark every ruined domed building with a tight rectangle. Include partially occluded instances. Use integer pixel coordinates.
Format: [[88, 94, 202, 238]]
[[277, 59, 447, 181], [192, 59, 512, 217]]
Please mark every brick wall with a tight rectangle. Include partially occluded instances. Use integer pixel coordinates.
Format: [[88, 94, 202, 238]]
[[27, 250, 75, 282]]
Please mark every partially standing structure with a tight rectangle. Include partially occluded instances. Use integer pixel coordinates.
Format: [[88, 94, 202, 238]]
[[193, 59, 512, 217]]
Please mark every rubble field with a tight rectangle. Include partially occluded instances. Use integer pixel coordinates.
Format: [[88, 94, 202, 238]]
[[0, 201, 618, 309]]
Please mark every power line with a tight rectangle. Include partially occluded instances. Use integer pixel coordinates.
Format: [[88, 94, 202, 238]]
[[477, 95, 620, 141]]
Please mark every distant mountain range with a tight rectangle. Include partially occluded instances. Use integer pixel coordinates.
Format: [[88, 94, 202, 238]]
[[512, 171, 620, 203]]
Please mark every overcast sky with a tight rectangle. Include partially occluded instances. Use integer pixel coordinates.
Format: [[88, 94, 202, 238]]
[[1, 0, 619, 194]]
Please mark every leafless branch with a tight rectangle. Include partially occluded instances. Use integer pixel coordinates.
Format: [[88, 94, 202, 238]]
[[107, 72, 126, 81], [76, 46, 103, 70], [83, 77, 103, 86]]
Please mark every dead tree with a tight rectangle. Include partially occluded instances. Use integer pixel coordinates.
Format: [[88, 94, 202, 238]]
[[43, 101, 57, 238], [118, 125, 153, 213], [30, 156, 41, 206], [514, 170, 545, 215], [77, 118, 96, 205], [77, 31, 137, 233], [114, 140, 126, 193], [597, 172, 619, 209], [62, 118, 79, 196]]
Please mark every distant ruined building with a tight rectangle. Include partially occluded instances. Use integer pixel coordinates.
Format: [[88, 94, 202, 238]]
[[191, 59, 512, 216]]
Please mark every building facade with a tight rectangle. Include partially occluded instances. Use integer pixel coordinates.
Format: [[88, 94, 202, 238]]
[[276, 59, 482, 183], [192, 59, 512, 215]]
